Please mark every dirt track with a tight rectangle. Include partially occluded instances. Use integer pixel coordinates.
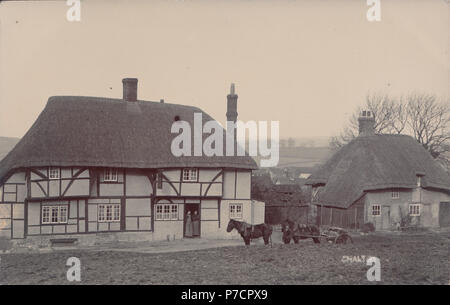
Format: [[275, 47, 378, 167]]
[[0, 230, 448, 284]]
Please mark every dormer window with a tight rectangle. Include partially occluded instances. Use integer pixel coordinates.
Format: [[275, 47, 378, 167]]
[[104, 168, 118, 182], [391, 189, 400, 199], [182, 168, 198, 182], [49, 167, 60, 180]]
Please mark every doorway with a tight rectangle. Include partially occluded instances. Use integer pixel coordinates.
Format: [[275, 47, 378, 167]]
[[184, 204, 200, 238]]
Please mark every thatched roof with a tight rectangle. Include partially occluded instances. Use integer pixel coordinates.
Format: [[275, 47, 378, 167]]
[[306, 134, 450, 208], [0, 96, 257, 183]]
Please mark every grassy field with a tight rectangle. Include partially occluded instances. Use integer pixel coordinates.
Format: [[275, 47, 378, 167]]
[[0, 230, 448, 285]]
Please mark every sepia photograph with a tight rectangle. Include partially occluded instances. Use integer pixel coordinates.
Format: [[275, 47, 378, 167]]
[[0, 0, 449, 296]]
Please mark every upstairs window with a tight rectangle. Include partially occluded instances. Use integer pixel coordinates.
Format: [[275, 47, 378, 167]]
[[372, 205, 381, 216], [49, 167, 60, 180], [104, 168, 118, 182], [230, 203, 243, 219], [409, 204, 420, 216], [182, 168, 198, 182], [391, 189, 399, 199], [42, 205, 67, 224]]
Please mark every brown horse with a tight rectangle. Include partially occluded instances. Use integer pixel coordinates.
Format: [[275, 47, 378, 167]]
[[281, 219, 321, 244], [226, 219, 273, 246]]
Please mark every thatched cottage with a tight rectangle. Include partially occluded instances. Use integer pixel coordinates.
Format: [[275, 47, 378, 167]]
[[0, 78, 260, 244], [306, 110, 450, 230]]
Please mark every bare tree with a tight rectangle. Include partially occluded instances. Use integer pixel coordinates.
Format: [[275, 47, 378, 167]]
[[330, 92, 450, 169], [405, 93, 450, 165], [330, 93, 406, 149]]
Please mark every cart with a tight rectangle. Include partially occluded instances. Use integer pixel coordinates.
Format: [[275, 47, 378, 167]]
[[290, 226, 353, 244]]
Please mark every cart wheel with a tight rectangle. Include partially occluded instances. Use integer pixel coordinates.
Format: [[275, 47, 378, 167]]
[[335, 234, 352, 244]]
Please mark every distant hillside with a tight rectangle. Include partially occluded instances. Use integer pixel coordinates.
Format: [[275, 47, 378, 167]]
[[253, 146, 333, 168], [0, 137, 20, 160], [277, 146, 332, 167]]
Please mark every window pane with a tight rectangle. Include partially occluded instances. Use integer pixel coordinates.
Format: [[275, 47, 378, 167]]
[[106, 205, 112, 220], [183, 169, 190, 181], [51, 207, 59, 223], [171, 204, 178, 220], [42, 207, 50, 223], [99, 205, 105, 221], [164, 205, 170, 219], [59, 206, 67, 223], [190, 169, 197, 180], [114, 205, 120, 221]]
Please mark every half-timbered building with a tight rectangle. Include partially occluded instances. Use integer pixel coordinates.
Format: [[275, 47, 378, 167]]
[[0, 78, 259, 245]]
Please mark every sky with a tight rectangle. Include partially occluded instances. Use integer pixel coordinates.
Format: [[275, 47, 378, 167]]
[[0, 0, 449, 139]]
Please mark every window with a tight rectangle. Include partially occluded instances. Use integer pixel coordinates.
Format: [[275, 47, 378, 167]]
[[391, 189, 399, 199], [42, 205, 68, 224], [372, 205, 381, 216], [182, 168, 198, 182], [409, 204, 420, 216], [98, 204, 120, 222], [104, 168, 118, 182], [49, 167, 60, 180], [155, 204, 178, 220], [230, 203, 243, 219]]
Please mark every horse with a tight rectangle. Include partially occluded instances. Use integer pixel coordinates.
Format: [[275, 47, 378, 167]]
[[281, 219, 321, 244], [226, 219, 273, 246]]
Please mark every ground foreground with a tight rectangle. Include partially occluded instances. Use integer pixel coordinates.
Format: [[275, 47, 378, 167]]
[[0, 230, 448, 284]]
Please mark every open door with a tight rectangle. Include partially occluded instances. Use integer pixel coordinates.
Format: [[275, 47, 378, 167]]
[[184, 203, 200, 238]]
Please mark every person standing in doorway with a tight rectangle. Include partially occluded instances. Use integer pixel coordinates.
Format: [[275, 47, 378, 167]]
[[185, 211, 193, 238], [192, 210, 200, 237]]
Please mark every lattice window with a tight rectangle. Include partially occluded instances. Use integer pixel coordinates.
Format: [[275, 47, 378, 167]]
[[182, 168, 198, 182], [230, 203, 243, 219], [372, 205, 381, 216], [155, 204, 178, 220], [42, 205, 68, 224], [391, 189, 400, 199], [409, 204, 420, 216], [49, 167, 60, 180], [104, 168, 118, 182], [98, 204, 120, 222]]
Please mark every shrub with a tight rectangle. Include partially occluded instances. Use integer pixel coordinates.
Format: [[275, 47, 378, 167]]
[[361, 222, 375, 233]]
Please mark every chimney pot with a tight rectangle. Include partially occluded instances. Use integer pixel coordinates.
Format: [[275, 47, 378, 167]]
[[358, 110, 375, 136], [226, 83, 238, 123], [122, 78, 138, 102]]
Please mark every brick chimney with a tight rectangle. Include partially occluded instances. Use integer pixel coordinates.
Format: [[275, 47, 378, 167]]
[[358, 110, 375, 136], [226, 83, 238, 123], [122, 78, 138, 102]]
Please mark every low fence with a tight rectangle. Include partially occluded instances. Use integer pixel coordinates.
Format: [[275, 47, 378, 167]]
[[265, 205, 310, 225], [316, 205, 364, 229]]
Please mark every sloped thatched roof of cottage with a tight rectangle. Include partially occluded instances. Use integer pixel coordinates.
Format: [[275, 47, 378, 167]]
[[0, 96, 257, 183], [306, 134, 450, 208]]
